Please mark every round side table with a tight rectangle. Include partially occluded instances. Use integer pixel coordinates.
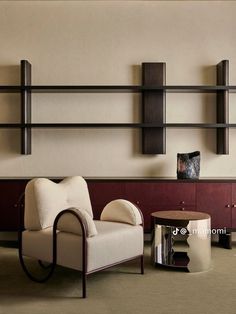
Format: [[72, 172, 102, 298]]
[[151, 210, 211, 272]]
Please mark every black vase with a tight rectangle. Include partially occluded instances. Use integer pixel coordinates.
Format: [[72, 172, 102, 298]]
[[177, 151, 200, 179]]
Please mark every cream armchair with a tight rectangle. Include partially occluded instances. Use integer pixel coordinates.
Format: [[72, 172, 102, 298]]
[[19, 176, 144, 298]]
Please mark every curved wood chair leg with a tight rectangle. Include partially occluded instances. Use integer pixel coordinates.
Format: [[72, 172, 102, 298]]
[[53, 209, 88, 298], [19, 248, 55, 283], [18, 230, 55, 283]]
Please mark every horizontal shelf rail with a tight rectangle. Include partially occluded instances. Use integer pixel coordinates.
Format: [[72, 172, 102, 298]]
[[0, 123, 235, 128], [1, 85, 236, 93]]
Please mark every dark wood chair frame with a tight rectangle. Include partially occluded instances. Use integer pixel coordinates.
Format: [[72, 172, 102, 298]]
[[19, 205, 144, 298]]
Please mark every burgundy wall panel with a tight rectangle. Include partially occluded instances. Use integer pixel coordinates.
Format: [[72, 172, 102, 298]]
[[0, 180, 27, 231], [88, 182, 126, 220]]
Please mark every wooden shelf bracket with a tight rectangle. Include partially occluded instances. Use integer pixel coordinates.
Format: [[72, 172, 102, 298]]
[[217, 60, 229, 154], [21, 60, 32, 155], [142, 62, 166, 154]]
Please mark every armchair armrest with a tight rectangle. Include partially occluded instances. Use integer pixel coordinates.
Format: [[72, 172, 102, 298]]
[[55, 207, 97, 237], [100, 199, 143, 226]]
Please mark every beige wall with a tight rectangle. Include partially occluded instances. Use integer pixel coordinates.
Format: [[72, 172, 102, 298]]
[[0, 0, 236, 178]]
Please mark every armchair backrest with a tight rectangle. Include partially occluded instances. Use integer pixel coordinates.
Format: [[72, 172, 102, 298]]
[[24, 176, 93, 230]]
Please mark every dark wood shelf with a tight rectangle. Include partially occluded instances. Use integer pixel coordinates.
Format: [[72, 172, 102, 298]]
[[0, 86, 22, 93], [29, 85, 142, 93], [28, 85, 236, 93], [0, 123, 236, 128], [163, 123, 236, 128], [1, 85, 236, 93]]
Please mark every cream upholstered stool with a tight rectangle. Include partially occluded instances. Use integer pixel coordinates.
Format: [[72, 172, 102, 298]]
[[19, 176, 144, 298], [151, 211, 211, 272]]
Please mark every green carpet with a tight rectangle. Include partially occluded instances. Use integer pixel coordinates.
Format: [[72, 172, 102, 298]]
[[0, 243, 235, 314]]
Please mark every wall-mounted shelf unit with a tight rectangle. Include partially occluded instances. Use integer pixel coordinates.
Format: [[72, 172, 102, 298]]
[[0, 60, 234, 155]]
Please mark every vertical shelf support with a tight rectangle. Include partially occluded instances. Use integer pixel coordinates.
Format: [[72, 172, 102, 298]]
[[142, 63, 166, 154], [217, 60, 229, 154], [21, 60, 32, 155]]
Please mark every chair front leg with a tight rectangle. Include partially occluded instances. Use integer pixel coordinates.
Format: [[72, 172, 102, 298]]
[[140, 255, 144, 275], [82, 272, 87, 298], [132, 203, 145, 275]]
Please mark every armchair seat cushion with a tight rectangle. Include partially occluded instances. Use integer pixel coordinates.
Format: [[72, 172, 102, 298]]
[[87, 221, 143, 272], [22, 220, 143, 273]]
